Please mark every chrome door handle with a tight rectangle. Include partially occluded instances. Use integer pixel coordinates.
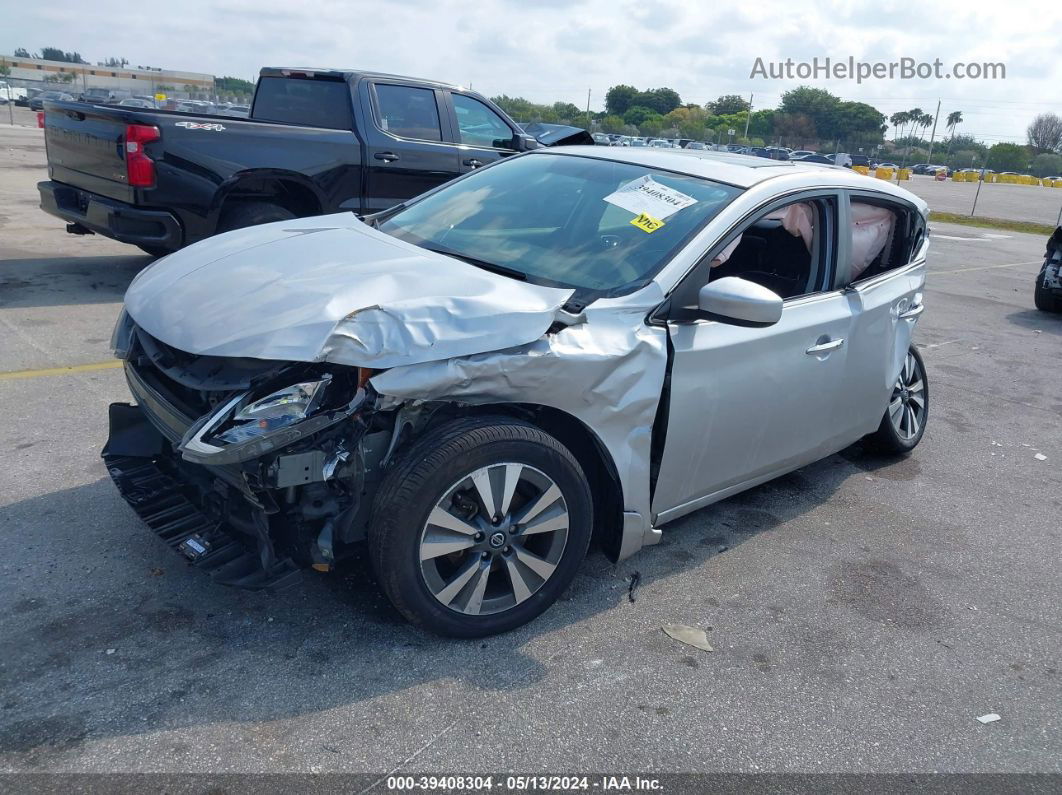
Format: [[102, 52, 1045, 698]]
[[806, 338, 845, 355], [463, 158, 482, 168], [898, 303, 924, 319]]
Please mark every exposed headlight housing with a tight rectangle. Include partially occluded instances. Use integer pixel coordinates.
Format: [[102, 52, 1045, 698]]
[[110, 308, 136, 359], [216, 376, 331, 444]]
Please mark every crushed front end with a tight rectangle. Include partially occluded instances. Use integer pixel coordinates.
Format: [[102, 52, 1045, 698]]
[[102, 312, 391, 591]]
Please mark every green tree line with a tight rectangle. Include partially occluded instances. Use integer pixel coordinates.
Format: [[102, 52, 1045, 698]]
[[494, 85, 1060, 174]]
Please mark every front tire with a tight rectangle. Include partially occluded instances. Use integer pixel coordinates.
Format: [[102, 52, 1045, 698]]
[[864, 345, 928, 454], [369, 417, 593, 637]]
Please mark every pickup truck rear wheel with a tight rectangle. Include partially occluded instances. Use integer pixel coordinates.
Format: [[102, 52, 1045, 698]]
[[136, 245, 171, 258], [368, 416, 593, 637], [217, 201, 296, 233]]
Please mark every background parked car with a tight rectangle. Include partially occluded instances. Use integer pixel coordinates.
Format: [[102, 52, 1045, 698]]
[[14, 88, 41, 107], [117, 98, 156, 109], [789, 153, 832, 164], [29, 91, 74, 111], [78, 87, 117, 104], [1035, 226, 1062, 313]]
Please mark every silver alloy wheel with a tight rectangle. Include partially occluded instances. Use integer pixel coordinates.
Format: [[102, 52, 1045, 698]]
[[888, 351, 926, 441], [418, 463, 570, 616]]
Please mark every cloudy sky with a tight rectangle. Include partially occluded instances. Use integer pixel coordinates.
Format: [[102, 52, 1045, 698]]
[[5, 0, 1060, 143]]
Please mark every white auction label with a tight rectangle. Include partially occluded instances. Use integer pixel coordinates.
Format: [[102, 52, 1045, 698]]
[[603, 175, 697, 220]]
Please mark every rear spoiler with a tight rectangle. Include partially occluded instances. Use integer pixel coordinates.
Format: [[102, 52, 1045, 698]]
[[522, 122, 595, 147]]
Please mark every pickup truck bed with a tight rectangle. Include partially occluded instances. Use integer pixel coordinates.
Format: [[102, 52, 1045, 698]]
[[39, 68, 588, 255]]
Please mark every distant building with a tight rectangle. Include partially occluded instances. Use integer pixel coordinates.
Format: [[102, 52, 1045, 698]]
[[0, 54, 214, 97]]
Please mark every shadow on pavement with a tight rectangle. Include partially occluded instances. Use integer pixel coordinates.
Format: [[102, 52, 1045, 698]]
[[1006, 307, 1062, 336], [0, 439, 906, 764], [0, 254, 150, 309]]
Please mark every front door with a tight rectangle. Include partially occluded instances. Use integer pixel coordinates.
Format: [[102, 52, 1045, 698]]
[[651, 193, 855, 520], [445, 92, 520, 174], [652, 293, 854, 519]]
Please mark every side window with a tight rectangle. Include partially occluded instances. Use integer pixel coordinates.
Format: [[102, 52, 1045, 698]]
[[374, 84, 442, 141], [252, 77, 353, 130], [452, 94, 514, 149], [842, 198, 922, 287], [704, 198, 832, 301]]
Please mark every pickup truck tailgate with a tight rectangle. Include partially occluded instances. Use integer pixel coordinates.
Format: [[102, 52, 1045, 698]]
[[44, 103, 138, 202]]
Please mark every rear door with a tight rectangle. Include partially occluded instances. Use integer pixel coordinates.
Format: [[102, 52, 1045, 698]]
[[831, 192, 927, 440], [360, 80, 462, 212], [443, 91, 521, 174]]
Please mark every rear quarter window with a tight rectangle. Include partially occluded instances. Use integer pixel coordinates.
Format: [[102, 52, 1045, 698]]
[[252, 77, 353, 130]]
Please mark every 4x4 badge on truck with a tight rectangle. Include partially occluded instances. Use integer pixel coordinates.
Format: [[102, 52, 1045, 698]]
[[175, 121, 225, 131]]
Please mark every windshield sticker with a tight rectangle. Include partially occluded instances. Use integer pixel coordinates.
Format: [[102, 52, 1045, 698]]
[[603, 175, 697, 220], [630, 212, 665, 233]]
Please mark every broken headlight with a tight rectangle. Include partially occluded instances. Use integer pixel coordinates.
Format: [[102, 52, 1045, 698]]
[[216, 376, 331, 444]]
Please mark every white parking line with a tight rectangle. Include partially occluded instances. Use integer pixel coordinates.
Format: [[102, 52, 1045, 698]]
[[922, 339, 961, 349], [931, 233, 1012, 242], [934, 259, 1042, 275]]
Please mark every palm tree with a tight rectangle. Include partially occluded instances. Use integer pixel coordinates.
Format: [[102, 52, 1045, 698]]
[[905, 108, 924, 143], [945, 110, 963, 162], [920, 112, 935, 144], [890, 111, 909, 141]]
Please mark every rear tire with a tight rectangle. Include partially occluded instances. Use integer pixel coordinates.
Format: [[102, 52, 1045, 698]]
[[216, 201, 296, 234], [1034, 275, 1062, 313], [863, 345, 929, 454], [368, 416, 593, 637]]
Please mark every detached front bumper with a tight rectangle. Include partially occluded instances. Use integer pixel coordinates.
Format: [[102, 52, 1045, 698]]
[[102, 402, 302, 592], [38, 180, 183, 251]]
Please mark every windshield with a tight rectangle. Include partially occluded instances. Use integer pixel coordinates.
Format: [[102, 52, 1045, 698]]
[[378, 153, 741, 293]]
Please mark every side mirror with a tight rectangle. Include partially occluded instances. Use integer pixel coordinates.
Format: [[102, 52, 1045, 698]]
[[697, 277, 783, 327], [512, 133, 540, 152]]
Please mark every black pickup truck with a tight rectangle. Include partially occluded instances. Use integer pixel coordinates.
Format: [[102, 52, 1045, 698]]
[[38, 68, 591, 256]]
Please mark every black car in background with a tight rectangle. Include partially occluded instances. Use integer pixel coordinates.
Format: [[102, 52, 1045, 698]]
[[1035, 226, 1062, 313]]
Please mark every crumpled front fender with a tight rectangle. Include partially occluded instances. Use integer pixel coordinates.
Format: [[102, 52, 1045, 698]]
[[370, 294, 669, 560]]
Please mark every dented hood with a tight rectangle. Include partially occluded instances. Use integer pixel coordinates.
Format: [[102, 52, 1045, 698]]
[[124, 213, 574, 368]]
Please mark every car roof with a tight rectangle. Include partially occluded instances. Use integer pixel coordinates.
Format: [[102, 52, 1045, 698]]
[[531, 146, 928, 209]]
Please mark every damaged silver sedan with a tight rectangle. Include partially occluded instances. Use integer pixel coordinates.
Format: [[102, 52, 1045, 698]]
[[104, 147, 930, 636]]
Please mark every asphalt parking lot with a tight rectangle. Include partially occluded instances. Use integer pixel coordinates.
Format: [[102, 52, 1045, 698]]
[[1, 123, 1060, 776], [903, 174, 1062, 227]]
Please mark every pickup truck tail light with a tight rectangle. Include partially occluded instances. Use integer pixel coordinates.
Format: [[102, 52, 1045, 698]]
[[125, 124, 160, 187], [36, 112, 45, 129]]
